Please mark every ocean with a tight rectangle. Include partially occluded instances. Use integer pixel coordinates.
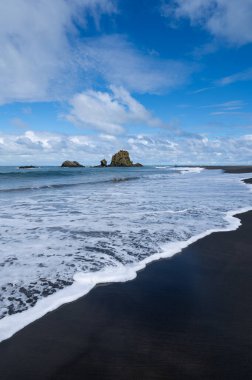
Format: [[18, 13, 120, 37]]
[[0, 165, 251, 342]]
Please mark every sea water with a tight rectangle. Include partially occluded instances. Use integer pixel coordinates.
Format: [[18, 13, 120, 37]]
[[0, 166, 251, 341]]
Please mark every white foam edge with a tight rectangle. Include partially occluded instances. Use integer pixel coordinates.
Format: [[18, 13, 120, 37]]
[[179, 167, 205, 174], [155, 166, 204, 173], [0, 200, 251, 344], [240, 176, 252, 192]]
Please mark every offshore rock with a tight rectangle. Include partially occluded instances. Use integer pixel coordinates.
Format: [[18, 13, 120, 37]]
[[110, 150, 134, 167], [100, 159, 107, 167], [18, 165, 37, 169], [94, 159, 108, 168], [61, 161, 84, 168], [110, 150, 143, 167]]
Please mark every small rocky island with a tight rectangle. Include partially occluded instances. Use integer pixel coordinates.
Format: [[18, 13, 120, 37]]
[[98, 150, 143, 167], [18, 165, 38, 169], [100, 159, 108, 167], [94, 159, 108, 168], [61, 160, 84, 168], [110, 150, 136, 167], [61, 151, 142, 168]]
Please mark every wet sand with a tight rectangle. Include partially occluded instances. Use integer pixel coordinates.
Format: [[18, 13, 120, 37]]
[[203, 166, 252, 174], [243, 178, 252, 185], [0, 208, 252, 379]]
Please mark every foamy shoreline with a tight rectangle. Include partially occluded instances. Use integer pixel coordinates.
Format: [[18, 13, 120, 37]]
[[1, 195, 251, 343]]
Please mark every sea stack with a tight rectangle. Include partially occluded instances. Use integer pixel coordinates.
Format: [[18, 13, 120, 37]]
[[110, 150, 143, 167], [100, 159, 107, 167], [61, 161, 84, 168]]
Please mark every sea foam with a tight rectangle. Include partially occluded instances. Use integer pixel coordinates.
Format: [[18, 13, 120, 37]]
[[0, 205, 251, 343], [0, 167, 251, 342]]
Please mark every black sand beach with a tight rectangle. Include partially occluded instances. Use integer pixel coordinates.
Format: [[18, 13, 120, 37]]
[[203, 166, 252, 174], [243, 178, 252, 185], [0, 208, 252, 379]]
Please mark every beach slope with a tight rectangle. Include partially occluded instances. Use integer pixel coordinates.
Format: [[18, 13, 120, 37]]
[[0, 210, 252, 379]]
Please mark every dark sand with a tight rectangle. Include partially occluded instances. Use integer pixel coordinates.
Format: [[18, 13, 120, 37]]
[[243, 178, 252, 185], [203, 166, 252, 174], [1, 212, 252, 379]]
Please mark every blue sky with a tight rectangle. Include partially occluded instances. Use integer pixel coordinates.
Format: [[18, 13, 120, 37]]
[[0, 0, 252, 165]]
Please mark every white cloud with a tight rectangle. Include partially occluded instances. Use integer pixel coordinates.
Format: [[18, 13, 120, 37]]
[[202, 100, 245, 110], [200, 100, 248, 116], [163, 0, 252, 45], [1, 130, 252, 165], [78, 35, 192, 94], [0, 0, 116, 104], [0, 2, 192, 105], [216, 68, 252, 85], [21, 107, 32, 115], [66, 86, 161, 134], [10, 117, 29, 129], [191, 87, 214, 94]]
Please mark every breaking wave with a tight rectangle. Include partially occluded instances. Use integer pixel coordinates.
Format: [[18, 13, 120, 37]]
[[0, 166, 251, 342]]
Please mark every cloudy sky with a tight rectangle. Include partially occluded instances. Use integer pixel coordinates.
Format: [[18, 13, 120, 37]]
[[0, 0, 252, 165]]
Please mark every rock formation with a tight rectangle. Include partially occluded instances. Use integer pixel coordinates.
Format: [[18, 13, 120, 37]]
[[94, 159, 108, 168], [110, 150, 143, 167], [110, 150, 133, 167], [100, 159, 107, 167], [18, 165, 37, 169], [61, 160, 84, 168]]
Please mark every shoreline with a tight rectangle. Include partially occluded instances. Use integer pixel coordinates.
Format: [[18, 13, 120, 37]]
[[0, 170, 252, 379], [202, 166, 252, 174], [0, 208, 252, 378], [0, 201, 251, 344], [0, 167, 251, 340]]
